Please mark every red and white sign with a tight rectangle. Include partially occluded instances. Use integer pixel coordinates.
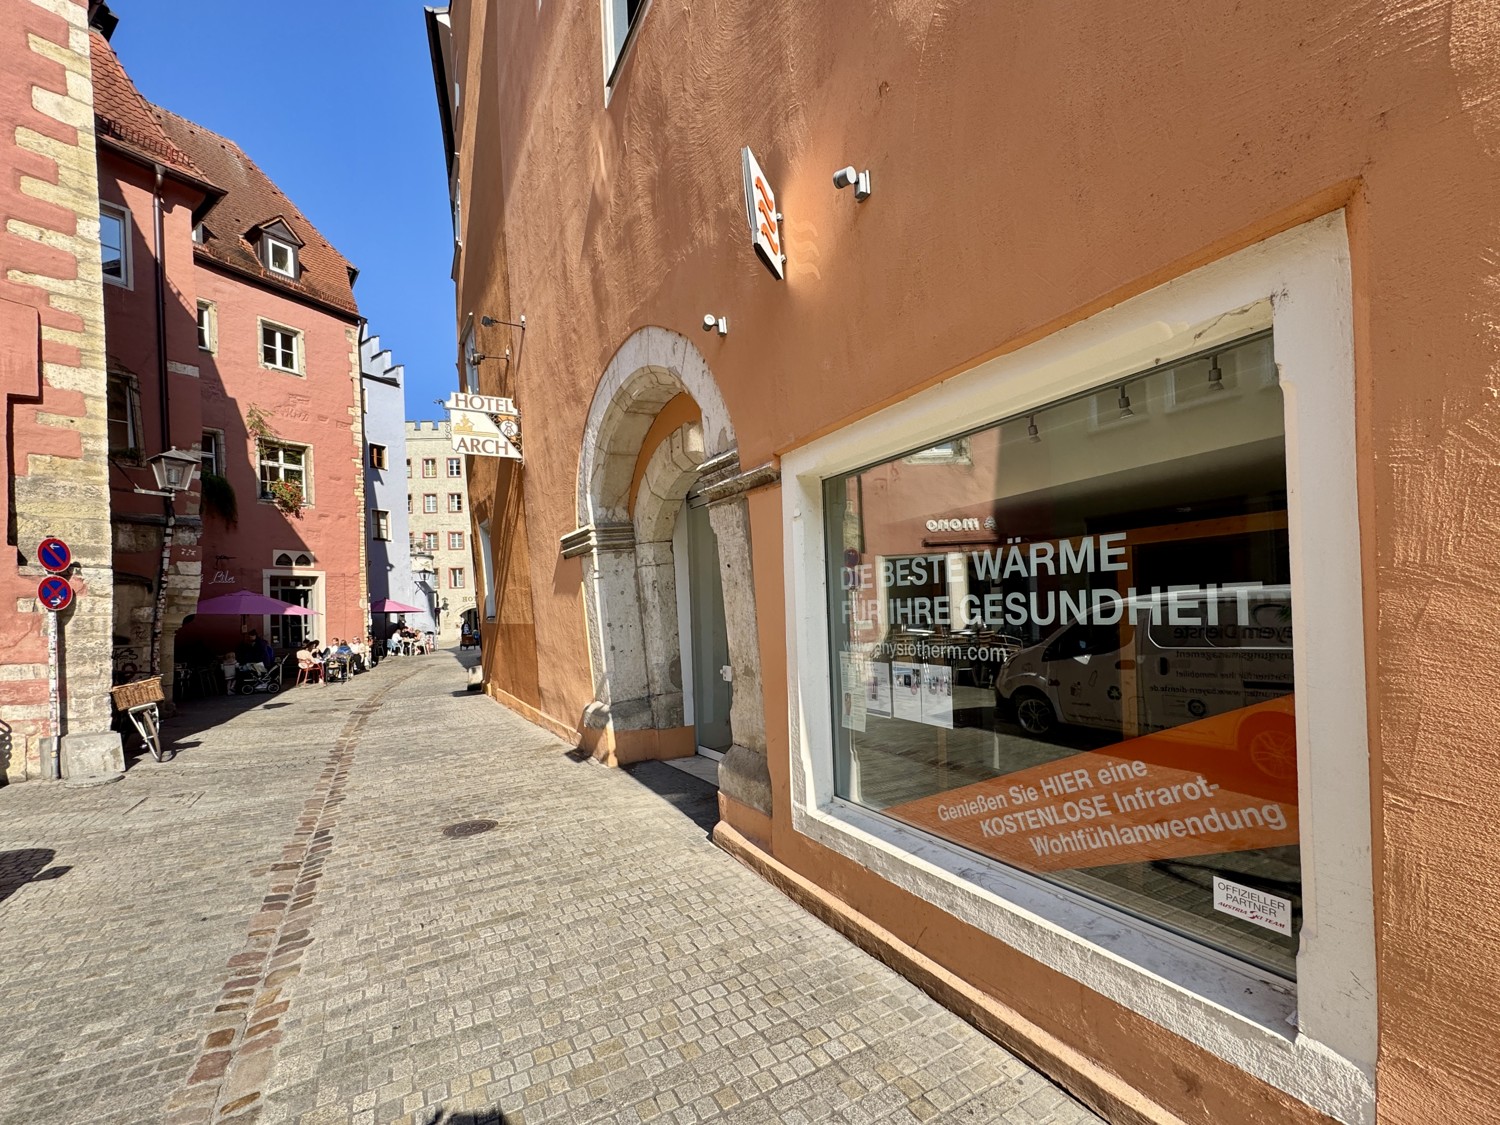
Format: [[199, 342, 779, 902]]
[[741, 147, 784, 280]]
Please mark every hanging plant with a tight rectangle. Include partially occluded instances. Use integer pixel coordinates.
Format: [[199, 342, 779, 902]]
[[267, 478, 304, 518], [200, 472, 238, 526], [246, 405, 278, 440]]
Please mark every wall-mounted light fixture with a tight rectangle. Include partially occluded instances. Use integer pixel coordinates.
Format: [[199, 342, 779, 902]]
[[1027, 415, 1041, 443], [1117, 383, 1135, 420], [1207, 354, 1224, 392], [833, 165, 873, 201], [702, 314, 729, 337]]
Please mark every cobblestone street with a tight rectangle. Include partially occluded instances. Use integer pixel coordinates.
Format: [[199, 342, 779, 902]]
[[0, 652, 1102, 1125]]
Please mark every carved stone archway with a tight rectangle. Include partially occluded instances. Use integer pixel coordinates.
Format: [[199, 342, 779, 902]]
[[562, 327, 776, 816]]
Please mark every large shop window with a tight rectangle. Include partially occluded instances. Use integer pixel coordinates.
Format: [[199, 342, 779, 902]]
[[823, 332, 1300, 977]]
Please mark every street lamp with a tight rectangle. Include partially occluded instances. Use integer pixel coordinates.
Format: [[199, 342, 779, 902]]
[[142, 449, 201, 678]]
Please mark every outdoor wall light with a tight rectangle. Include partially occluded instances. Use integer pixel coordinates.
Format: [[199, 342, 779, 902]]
[[137, 447, 201, 497], [701, 314, 729, 336], [1207, 354, 1225, 391], [1117, 384, 1135, 420], [833, 165, 873, 201], [1027, 415, 1041, 443]]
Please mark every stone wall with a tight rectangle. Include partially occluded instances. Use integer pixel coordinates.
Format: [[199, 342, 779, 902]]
[[0, 0, 114, 782]]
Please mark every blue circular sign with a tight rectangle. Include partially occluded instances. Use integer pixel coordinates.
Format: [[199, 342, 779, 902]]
[[37, 537, 71, 573], [38, 575, 73, 612]]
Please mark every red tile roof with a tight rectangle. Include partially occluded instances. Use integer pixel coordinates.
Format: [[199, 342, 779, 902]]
[[89, 30, 207, 185], [152, 108, 360, 319]]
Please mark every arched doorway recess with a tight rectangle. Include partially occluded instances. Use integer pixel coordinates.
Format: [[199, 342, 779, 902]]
[[562, 326, 777, 816]]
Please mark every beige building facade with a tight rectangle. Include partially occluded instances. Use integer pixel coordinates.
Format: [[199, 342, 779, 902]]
[[428, 2, 1500, 1122], [404, 420, 476, 641]]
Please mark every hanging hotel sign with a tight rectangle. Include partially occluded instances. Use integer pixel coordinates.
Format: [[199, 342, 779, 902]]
[[741, 146, 785, 280], [444, 392, 522, 460]]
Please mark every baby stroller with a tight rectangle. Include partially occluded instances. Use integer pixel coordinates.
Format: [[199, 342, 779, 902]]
[[234, 660, 283, 695]]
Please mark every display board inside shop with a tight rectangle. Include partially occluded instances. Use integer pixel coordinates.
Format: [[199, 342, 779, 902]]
[[823, 331, 1302, 976], [446, 392, 522, 460]]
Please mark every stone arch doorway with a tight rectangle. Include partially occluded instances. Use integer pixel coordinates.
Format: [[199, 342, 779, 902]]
[[562, 326, 775, 819]]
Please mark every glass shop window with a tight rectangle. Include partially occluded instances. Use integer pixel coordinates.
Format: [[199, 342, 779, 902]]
[[822, 332, 1301, 977]]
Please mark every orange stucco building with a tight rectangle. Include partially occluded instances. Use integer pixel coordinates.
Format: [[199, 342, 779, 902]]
[[427, 3, 1500, 1122]]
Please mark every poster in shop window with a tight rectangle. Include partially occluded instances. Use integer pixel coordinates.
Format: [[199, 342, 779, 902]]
[[891, 661, 923, 723], [866, 661, 893, 718], [921, 664, 954, 729], [839, 654, 867, 732]]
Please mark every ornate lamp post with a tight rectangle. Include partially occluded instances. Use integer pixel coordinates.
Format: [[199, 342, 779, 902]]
[[140, 449, 201, 677]]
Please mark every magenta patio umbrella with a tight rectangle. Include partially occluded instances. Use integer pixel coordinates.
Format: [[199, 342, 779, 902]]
[[370, 598, 424, 614], [194, 588, 314, 616]]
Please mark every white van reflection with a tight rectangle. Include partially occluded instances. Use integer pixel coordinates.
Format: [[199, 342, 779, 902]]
[[996, 585, 1294, 773]]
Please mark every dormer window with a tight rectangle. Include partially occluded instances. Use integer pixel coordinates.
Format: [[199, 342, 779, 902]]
[[265, 235, 297, 277]]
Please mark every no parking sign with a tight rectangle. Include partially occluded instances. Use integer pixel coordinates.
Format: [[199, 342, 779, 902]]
[[38, 537, 71, 572], [38, 575, 73, 612]]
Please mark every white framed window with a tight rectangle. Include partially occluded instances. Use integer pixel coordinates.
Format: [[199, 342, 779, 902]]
[[423, 531, 438, 552], [196, 301, 216, 352], [449, 567, 465, 589], [106, 373, 139, 455], [260, 321, 301, 373], [406, 458, 412, 478], [423, 493, 438, 514], [601, 0, 649, 89], [406, 494, 412, 513], [780, 215, 1373, 1125], [448, 531, 464, 551], [372, 510, 390, 541], [100, 203, 130, 287], [265, 235, 297, 277], [448, 492, 463, 513], [199, 429, 223, 477], [447, 457, 462, 477], [422, 458, 437, 478], [369, 443, 388, 470], [258, 440, 310, 503]]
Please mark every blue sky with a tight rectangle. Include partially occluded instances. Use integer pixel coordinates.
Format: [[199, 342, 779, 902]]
[[111, 0, 456, 421]]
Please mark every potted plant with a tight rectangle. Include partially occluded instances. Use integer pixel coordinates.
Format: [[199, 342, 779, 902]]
[[267, 478, 304, 518]]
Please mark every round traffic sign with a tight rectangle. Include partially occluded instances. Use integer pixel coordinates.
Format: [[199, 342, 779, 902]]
[[38, 575, 73, 612], [37, 537, 71, 573]]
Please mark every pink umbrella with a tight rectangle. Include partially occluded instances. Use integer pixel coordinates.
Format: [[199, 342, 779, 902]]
[[371, 598, 424, 614], [194, 588, 314, 616]]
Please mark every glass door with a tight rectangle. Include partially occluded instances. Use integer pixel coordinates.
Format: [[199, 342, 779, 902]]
[[686, 502, 732, 752]]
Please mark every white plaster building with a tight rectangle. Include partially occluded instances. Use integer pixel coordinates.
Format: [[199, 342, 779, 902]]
[[404, 420, 475, 641]]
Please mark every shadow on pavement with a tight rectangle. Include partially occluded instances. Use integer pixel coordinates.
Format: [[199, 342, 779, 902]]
[[422, 1109, 512, 1124], [621, 760, 719, 837], [0, 848, 68, 905]]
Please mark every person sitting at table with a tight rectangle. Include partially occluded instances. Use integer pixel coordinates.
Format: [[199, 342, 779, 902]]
[[347, 637, 367, 674], [295, 640, 324, 685]]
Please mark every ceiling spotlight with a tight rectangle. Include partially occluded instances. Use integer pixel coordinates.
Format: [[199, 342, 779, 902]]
[[1027, 415, 1041, 443], [1207, 354, 1224, 392], [1117, 384, 1135, 420]]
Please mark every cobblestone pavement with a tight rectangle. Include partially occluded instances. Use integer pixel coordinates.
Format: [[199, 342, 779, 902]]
[[0, 652, 1102, 1125]]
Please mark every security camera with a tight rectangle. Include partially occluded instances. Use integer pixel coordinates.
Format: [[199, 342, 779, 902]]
[[832, 166, 858, 189]]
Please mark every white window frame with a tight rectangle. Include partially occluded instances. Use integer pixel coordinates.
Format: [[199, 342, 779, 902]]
[[422, 458, 437, 478], [448, 531, 464, 551], [423, 531, 438, 552], [448, 492, 463, 513], [199, 428, 224, 477], [447, 457, 462, 478], [448, 567, 465, 589], [99, 203, 131, 288], [372, 509, 390, 541], [196, 300, 216, 353], [258, 440, 312, 505], [779, 214, 1373, 1125], [423, 493, 438, 514], [265, 235, 297, 278], [600, 0, 649, 94], [259, 319, 302, 374]]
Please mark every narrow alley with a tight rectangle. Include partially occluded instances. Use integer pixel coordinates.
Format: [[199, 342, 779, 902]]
[[0, 655, 1101, 1125]]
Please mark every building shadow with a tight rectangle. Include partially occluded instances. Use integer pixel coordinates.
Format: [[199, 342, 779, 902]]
[[622, 759, 719, 837], [0, 848, 68, 905]]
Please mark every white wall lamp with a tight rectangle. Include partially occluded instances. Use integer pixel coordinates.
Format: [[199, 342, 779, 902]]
[[701, 314, 729, 337], [833, 165, 873, 201]]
